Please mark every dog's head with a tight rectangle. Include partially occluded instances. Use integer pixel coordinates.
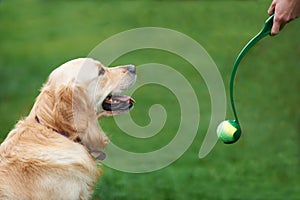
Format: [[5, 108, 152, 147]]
[[30, 58, 136, 159]]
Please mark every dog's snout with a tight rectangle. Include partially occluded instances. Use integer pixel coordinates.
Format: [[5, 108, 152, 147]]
[[126, 65, 136, 74]]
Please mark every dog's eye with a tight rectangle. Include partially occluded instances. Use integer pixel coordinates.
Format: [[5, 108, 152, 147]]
[[98, 68, 105, 76]]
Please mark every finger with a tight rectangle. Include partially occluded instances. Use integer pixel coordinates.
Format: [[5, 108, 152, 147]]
[[271, 21, 280, 35], [280, 22, 286, 30]]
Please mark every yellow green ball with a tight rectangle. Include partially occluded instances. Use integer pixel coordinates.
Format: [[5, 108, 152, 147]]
[[217, 120, 241, 144]]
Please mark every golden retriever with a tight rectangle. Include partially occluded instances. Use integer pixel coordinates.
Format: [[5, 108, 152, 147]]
[[0, 58, 136, 200]]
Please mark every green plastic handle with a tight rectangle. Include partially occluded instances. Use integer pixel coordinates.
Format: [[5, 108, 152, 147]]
[[230, 14, 274, 124]]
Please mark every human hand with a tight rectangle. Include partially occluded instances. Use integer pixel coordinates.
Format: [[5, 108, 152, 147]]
[[268, 0, 300, 35]]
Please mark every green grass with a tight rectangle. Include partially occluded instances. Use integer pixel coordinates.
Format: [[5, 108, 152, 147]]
[[1, 0, 299, 199]]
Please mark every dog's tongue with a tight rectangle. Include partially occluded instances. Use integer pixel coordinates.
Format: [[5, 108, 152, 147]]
[[113, 95, 135, 103]]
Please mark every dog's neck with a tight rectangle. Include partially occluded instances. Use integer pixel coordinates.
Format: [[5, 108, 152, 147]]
[[33, 114, 106, 160], [34, 115, 80, 142]]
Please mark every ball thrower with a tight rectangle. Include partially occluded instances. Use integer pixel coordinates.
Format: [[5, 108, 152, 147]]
[[217, 15, 274, 144]]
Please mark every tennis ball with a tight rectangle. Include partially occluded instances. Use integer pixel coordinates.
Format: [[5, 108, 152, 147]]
[[217, 120, 241, 144]]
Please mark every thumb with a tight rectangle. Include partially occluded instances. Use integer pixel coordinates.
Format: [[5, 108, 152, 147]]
[[268, 2, 276, 15]]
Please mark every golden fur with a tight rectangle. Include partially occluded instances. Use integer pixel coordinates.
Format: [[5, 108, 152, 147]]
[[0, 58, 136, 200]]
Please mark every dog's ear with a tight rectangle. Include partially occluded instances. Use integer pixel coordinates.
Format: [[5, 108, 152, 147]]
[[53, 85, 88, 140], [54, 85, 109, 152], [54, 85, 74, 135], [34, 83, 108, 154]]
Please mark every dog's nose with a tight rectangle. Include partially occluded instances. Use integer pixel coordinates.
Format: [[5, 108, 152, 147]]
[[127, 65, 136, 74]]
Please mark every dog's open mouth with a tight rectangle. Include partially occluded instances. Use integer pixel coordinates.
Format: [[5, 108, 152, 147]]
[[102, 94, 135, 112]]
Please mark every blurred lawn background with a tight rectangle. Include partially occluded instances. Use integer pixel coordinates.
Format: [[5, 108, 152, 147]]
[[0, 0, 299, 199]]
